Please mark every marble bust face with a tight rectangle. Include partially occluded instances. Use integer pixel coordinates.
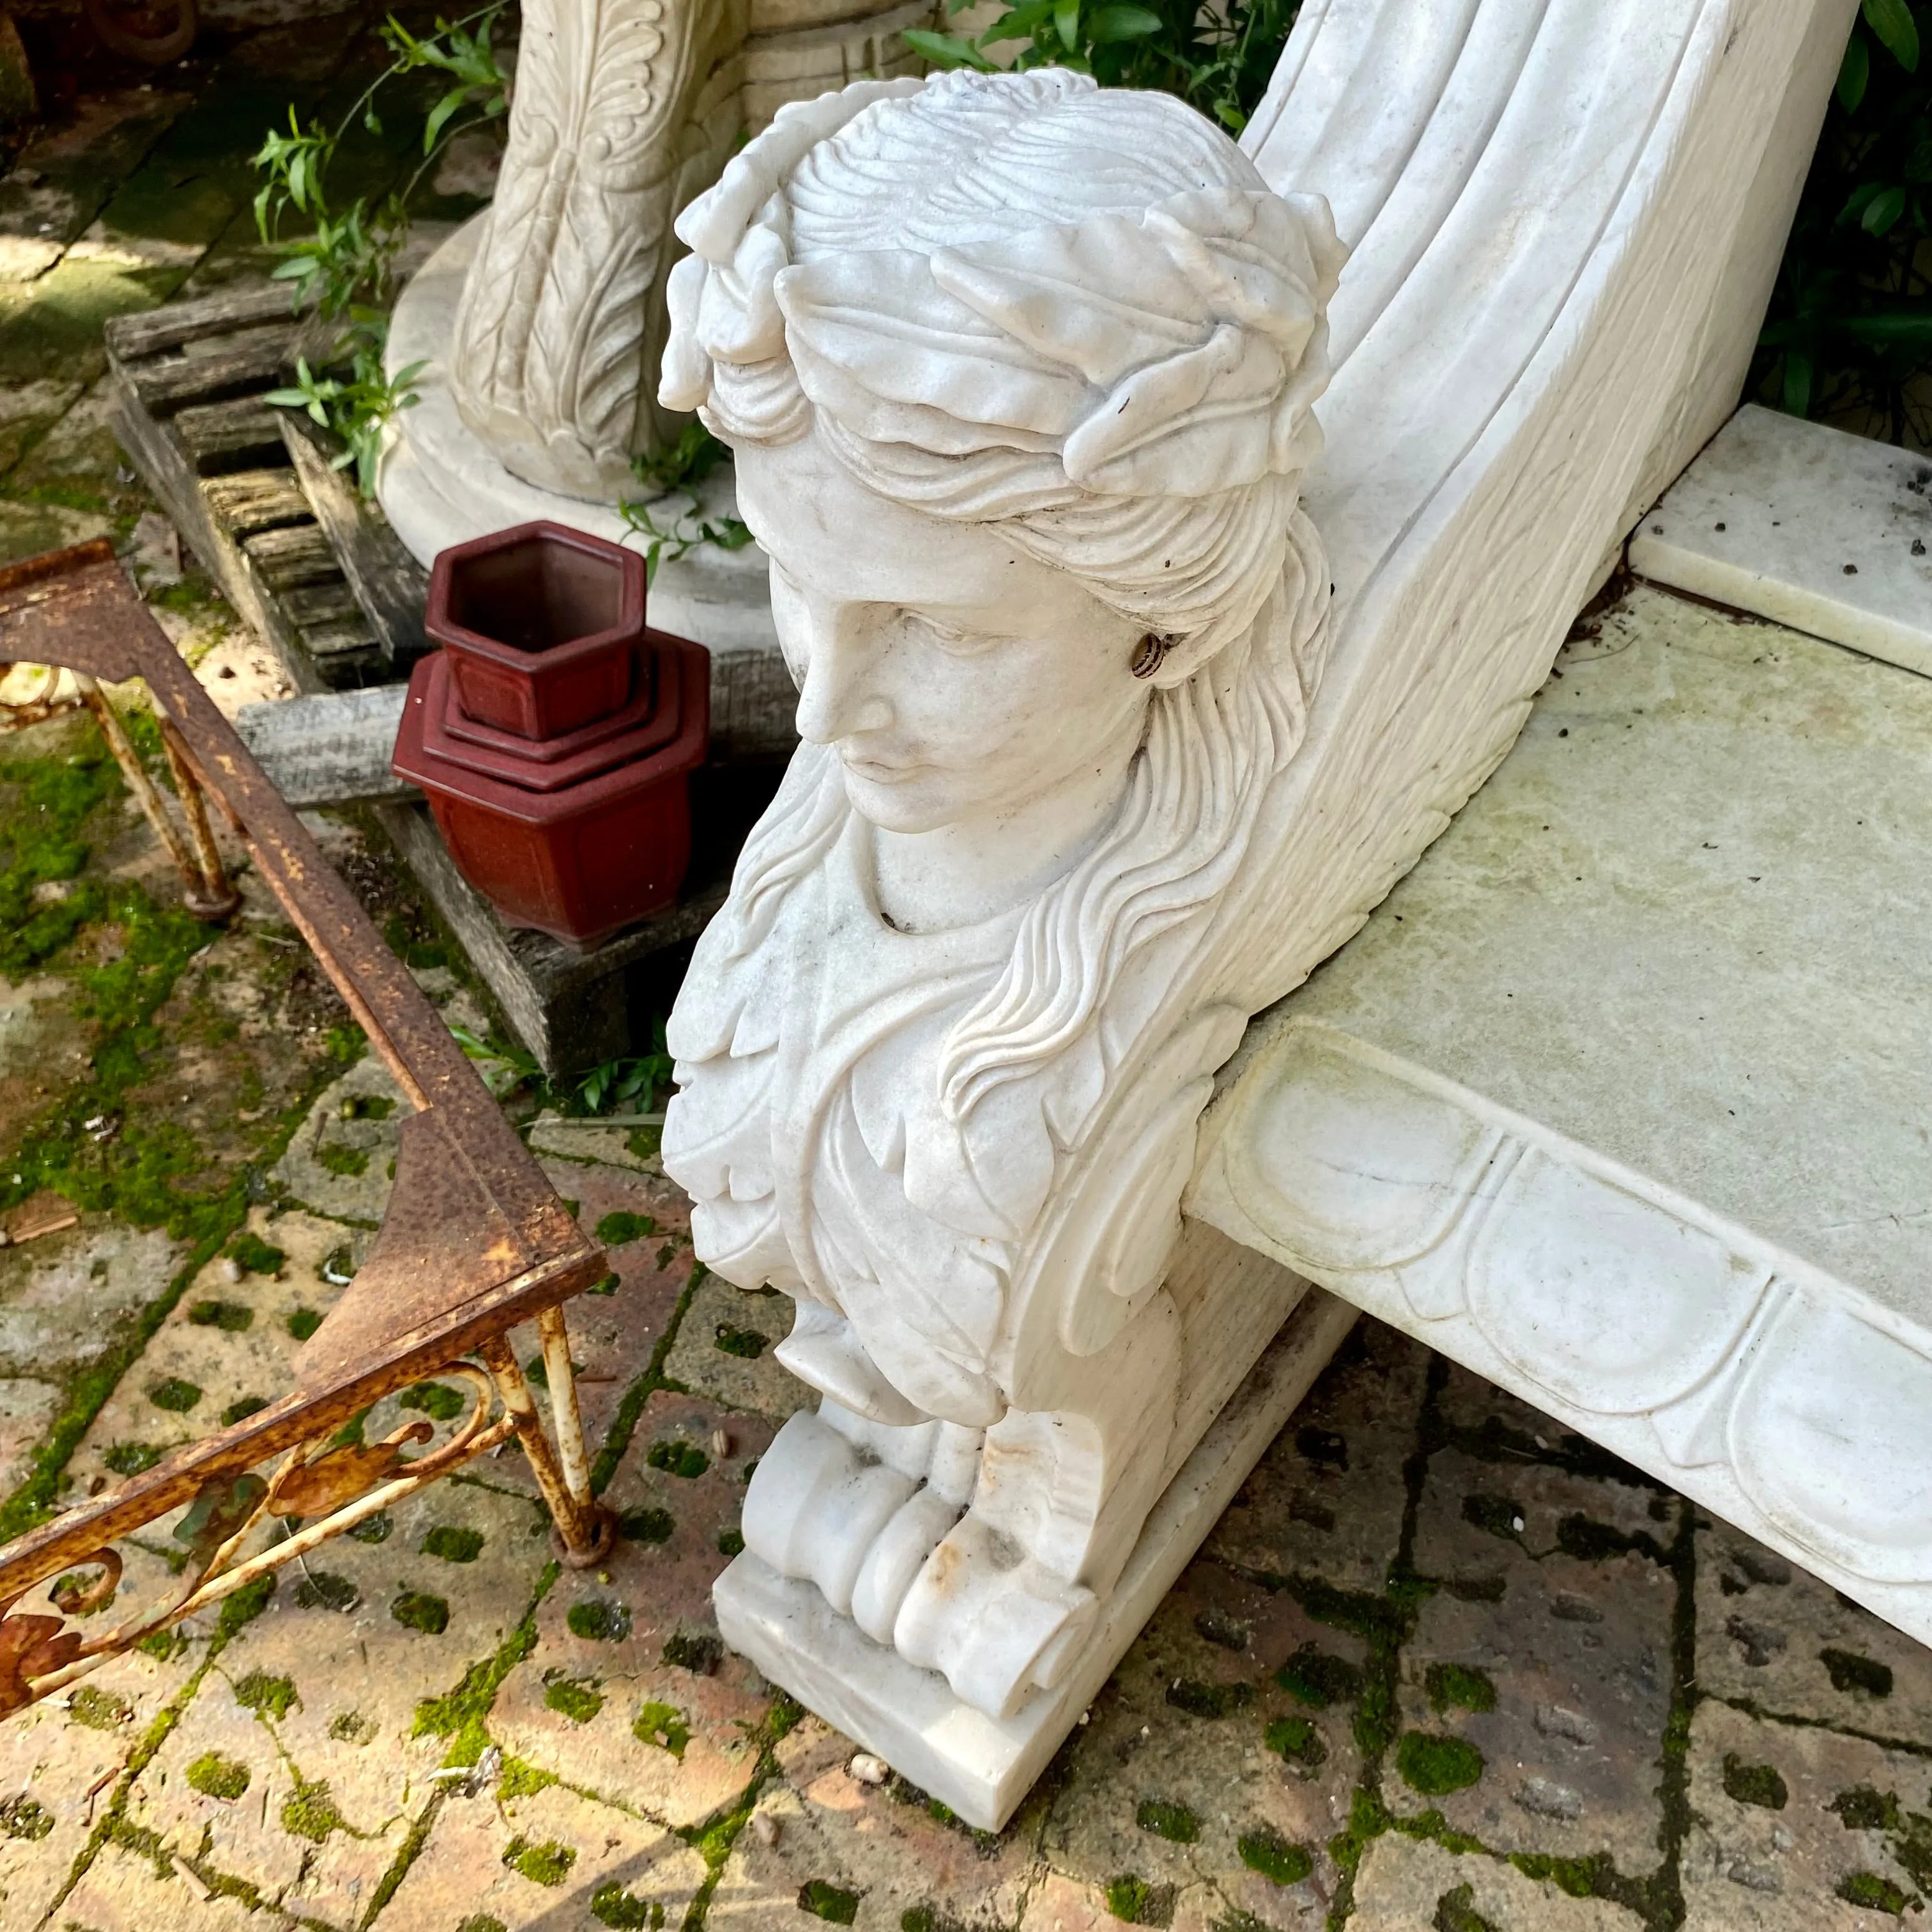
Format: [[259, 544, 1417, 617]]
[[656, 66, 1346, 1719], [735, 427, 1149, 928]]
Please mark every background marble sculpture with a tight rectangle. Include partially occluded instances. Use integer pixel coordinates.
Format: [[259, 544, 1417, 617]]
[[660, 68, 1347, 1724]]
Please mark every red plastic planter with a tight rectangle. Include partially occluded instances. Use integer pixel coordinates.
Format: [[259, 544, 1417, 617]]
[[425, 521, 648, 740], [397, 522, 710, 947]]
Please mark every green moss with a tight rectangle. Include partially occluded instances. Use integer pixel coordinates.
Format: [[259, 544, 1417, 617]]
[[1836, 1871, 1912, 1914], [231, 1670, 299, 1721], [220, 1396, 270, 1425], [1423, 1664, 1496, 1715], [186, 1752, 251, 1800], [1460, 1494, 1522, 1540], [1238, 1828, 1312, 1886], [103, 1441, 162, 1476], [713, 1321, 769, 1358], [496, 1756, 556, 1800], [1102, 1875, 1174, 1927], [1275, 1643, 1363, 1709], [214, 1574, 277, 1641], [348, 1510, 392, 1544], [633, 1699, 689, 1757], [645, 1438, 709, 1478], [594, 1211, 656, 1246], [147, 1376, 201, 1413], [1722, 1754, 1788, 1810], [1553, 1514, 1667, 1565], [1395, 1732, 1485, 1797], [586, 1271, 620, 1296], [392, 1590, 450, 1634], [316, 1144, 370, 1177], [618, 1506, 675, 1544], [286, 1308, 324, 1341], [293, 1570, 358, 1612], [224, 1233, 284, 1276], [1432, 1883, 1499, 1932], [135, 1627, 188, 1662], [68, 1685, 132, 1730], [411, 1568, 551, 1751], [567, 1598, 631, 1641], [1264, 1715, 1327, 1768], [0, 1795, 54, 1839], [592, 1882, 665, 1928], [1821, 1648, 1895, 1698], [1165, 1678, 1252, 1719], [1503, 1852, 1616, 1899], [797, 1879, 862, 1924], [717, 1528, 746, 1557], [544, 1675, 606, 1724], [456, 1919, 508, 1932], [401, 1381, 466, 1422], [662, 1629, 721, 1674], [1834, 1786, 1903, 1832], [329, 1710, 376, 1744], [1135, 1798, 1199, 1843], [188, 1300, 254, 1331], [280, 1777, 346, 1843], [424, 1524, 484, 1563], [503, 1836, 576, 1887]]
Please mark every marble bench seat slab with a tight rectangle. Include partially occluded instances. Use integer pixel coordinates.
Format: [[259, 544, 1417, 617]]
[[1629, 402, 1932, 679], [1191, 581, 1932, 1646]]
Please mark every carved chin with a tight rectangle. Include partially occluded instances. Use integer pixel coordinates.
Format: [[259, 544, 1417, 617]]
[[835, 757, 956, 834]]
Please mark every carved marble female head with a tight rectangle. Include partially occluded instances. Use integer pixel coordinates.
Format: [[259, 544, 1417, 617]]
[[663, 70, 1342, 1136]]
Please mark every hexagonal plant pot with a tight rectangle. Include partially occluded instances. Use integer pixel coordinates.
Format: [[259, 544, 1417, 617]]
[[425, 519, 647, 740]]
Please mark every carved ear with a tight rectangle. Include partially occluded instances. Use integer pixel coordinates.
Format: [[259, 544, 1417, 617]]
[[1141, 627, 1225, 689]]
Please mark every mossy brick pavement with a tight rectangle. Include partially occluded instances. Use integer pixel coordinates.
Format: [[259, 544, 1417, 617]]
[[5, 15, 1932, 1928]]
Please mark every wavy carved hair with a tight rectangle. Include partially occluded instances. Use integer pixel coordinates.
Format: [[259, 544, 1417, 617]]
[[672, 71, 1339, 1137]]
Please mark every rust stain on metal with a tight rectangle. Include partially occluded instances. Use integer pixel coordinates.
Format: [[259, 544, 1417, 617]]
[[0, 539, 616, 1703]]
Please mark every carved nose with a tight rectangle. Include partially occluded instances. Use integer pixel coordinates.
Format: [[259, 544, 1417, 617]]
[[795, 637, 891, 744]]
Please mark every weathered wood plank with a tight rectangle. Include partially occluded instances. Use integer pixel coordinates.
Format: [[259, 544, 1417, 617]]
[[283, 581, 362, 626], [712, 643, 799, 762], [130, 331, 304, 417], [204, 469, 314, 538], [103, 280, 306, 362], [242, 523, 341, 592], [235, 687, 415, 808], [280, 412, 429, 665], [298, 618, 385, 671], [174, 395, 288, 477]]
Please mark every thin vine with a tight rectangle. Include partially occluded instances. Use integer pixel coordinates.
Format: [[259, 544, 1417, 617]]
[[255, 8, 510, 497]]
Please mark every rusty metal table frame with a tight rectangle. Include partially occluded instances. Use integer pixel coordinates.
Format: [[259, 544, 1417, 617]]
[[0, 539, 617, 1716]]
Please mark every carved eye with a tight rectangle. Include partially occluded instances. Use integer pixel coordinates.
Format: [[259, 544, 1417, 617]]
[[907, 611, 993, 656]]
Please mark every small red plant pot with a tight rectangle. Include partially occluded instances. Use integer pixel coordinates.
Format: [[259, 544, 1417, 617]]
[[425, 521, 647, 740], [393, 631, 711, 946]]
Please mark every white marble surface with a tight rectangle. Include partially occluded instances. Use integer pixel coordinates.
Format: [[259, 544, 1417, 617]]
[[1630, 402, 1932, 678], [714, 1284, 1358, 1830], [1192, 582, 1932, 1646], [379, 215, 779, 657], [630, 0, 1851, 1820]]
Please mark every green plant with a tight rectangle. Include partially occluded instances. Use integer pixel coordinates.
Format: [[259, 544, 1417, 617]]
[[253, 10, 509, 494], [907, 0, 1300, 133], [617, 494, 755, 588], [1756, 0, 1932, 441]]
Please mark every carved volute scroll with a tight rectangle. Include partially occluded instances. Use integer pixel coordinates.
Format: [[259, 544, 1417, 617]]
[[448, 0, 749, 500]]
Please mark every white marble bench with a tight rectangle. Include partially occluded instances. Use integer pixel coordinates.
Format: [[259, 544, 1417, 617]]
[[1193, 579, 1932, 1648]]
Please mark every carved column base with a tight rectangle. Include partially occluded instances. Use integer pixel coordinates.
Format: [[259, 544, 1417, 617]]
[[377, 214, 778, 659], [714, 1287, 1357, 1831]]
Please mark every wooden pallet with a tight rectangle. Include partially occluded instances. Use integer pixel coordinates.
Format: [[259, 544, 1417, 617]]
[[104, 282, 427, 692]]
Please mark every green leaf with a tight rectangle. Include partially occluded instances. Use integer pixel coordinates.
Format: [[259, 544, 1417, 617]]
[[901, 25, 997, 66], [1055, 0, 1080, 49], [1087, 3, 1162, 40], [1841, 309, 1932, 344], [424, 86, 467, 153], [1862, 183, 1908, 232], [1781, 351, 1813, 416], [1862, 0, 1919, 70], [1838, 27, 1871, 111]]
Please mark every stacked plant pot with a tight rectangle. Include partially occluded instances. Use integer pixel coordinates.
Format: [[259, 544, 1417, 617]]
[[392, 521, 710, 947]]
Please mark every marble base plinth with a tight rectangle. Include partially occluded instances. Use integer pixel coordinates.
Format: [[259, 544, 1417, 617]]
[[712, 1284, 1357, 1831], [376, 215, 778, 660]]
